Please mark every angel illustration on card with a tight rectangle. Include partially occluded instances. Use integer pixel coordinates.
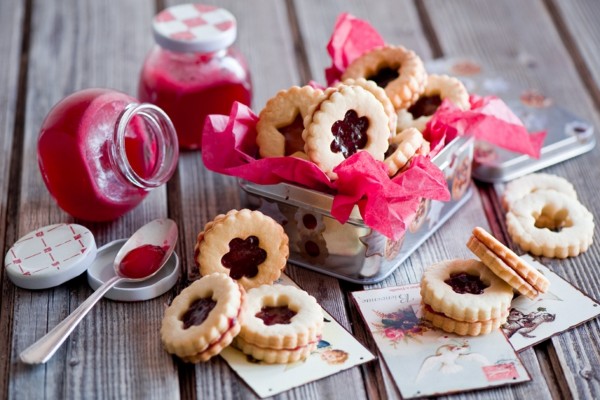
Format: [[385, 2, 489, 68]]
[[416, 340, 490, 382]]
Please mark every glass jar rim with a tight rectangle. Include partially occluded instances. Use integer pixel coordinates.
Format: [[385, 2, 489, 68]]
[[112, 103, 179, 189]]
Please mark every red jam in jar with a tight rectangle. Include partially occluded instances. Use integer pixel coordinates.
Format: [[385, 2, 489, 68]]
[[138, 4, 252, 150], [37, 88, 179, 221]]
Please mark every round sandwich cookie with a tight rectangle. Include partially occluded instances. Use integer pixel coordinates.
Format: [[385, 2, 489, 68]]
[[161, 273, 245, 363]]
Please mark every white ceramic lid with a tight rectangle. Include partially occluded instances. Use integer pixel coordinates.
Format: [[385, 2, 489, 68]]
[[4, 223, 97, 290], [87, 239, 180, 302], [152, 4, 237, 53]]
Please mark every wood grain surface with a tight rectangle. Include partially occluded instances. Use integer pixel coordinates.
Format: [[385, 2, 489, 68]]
[[1, 0, 599, 399]]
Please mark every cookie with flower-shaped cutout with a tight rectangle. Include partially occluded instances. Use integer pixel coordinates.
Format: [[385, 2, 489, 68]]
[[197, 209, 289, 290], [397, 74, 470, 132], [303, 84, 390, 180], [234, 284, 324, 364], [342, 45, 427, 110], [256, 85, 325, 159], [161, 273, 245, 363], [506, 190, 594, 258]]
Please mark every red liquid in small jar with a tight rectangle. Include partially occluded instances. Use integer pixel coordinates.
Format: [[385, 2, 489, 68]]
[[138, 48, 252, 150], [37, 89, 161, 221], [118, 244, 168, 279]]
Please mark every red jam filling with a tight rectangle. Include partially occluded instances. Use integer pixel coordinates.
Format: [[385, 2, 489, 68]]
[[444, 272, 488, 294], [302, 213, 317, 230], [256, 306, 297, 326], [182, 297, 217, 329], [304, 240, 321, 257], [407, 94, 443, 119], [278, 113, 306, 156], [221, 236, 267, 280], [118, 244, 168, 279], [330, 109, 369, 158], [367, 66, 400, 88]]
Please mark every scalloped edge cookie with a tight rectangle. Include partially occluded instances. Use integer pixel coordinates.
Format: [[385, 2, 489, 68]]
[[237, 284, 323, 350], [397, 74, 469, 132], [198, 209, 289, 290], [341, 45, 427, 110], [256, 85, 325, 159], [506, 190, 594, 258], [420, 259, 514, 323], [303, 84, 390, 180], [161, 273, 245, 362]]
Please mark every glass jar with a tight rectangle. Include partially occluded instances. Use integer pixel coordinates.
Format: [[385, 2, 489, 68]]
[[37, 88, 179, 221], [138, 4, 252, 150]]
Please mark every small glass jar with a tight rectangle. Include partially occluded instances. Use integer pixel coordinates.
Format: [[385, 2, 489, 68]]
[[37, 88, 179, 221], [138, 4, 252, 150]]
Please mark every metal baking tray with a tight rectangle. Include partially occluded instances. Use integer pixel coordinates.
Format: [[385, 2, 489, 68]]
[[241, 135, 474, 284]]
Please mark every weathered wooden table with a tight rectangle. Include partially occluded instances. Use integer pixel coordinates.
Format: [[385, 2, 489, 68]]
[[1, 0, 599, 398]]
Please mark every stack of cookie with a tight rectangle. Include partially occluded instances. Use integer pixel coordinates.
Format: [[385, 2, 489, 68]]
[[255, 44, 470, 180], [502, 173, 594, 258], [421, 226, 552, 336], [161, 209, 325, 364]]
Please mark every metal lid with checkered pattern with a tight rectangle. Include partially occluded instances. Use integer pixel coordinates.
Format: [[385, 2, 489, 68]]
[[4, 223, 97, 290], [152, 4, 237, 53]]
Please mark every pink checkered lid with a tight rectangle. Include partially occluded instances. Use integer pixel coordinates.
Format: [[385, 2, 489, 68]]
[[4, 223, 97, 290], [152, 4, 237, 53]]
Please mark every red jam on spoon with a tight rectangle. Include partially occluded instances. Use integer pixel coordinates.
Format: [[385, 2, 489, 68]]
[[221, 236, 267, 279], [255, 306, 297, 326], [118, 244, 168, 279], [182, 298, 217, 329], [330, 109, 369, 158], [444, 272, 488, 295]]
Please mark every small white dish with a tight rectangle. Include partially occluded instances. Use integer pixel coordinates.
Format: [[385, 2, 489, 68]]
[[86, 239, 180, 302]]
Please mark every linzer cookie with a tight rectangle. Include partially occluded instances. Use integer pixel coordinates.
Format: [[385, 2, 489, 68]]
[[502, 173, 578, 211], [256, 86, 325, 159], [234, 284, 324, 364], [420, 259, 513, 336], [303, 84, 390, 180], [506, 190, 594, 258], [161, 273, 245, 363], [397, 74, 469, 132], [467, 227, 550, 300], [197, 209, 289, 290], [341, 45, 427, 110]]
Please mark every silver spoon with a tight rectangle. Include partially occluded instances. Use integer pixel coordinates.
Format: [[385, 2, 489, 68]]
[[20, 218, 178, 364]]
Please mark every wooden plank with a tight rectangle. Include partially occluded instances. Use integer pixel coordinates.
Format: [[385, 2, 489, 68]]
[[0, 0, 26, 397], [8, 0, 179, 398], [423, 0, 600, 398]]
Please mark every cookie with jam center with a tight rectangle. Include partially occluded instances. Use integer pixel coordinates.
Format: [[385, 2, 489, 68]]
[[341, 45, 427, 110], [197, 209, 289, 290], [160, 272, 245, 363], [233, 284, 324, 364], [302, 84, 390, 180], [420, 259, 513, 324]]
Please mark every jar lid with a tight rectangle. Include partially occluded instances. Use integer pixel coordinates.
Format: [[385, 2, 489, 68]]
[[86, 239, 180, 302], [4, 223, 97, 290], [152, 4, 237, 53]]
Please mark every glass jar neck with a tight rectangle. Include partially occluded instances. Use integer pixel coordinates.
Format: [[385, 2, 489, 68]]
[[111, 103, 179, 189]]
